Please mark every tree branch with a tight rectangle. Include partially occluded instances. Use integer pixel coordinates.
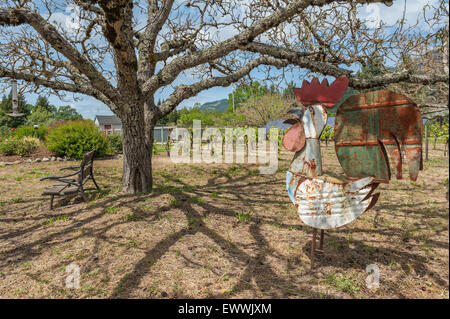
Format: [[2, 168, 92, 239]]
[[0, 7, 119, 103], [350, 71, 449, 89], [145, 0, 174, 51], [244, 42, 449, 89], [141, 0, 393, 96], [97, 0, 140, 102], [244, 42, 352, 77], [73, 0, 105, 16], [0, 66, 114, 108], [156, 56, 289, 118]]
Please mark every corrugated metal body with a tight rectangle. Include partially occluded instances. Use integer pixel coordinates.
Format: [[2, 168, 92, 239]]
[[288, 139, 322, 177], [334, 90, 423, 182], [291, 175, 379, 229]]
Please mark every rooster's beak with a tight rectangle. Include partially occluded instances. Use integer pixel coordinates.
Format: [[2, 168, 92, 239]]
[[282, 108, 304, 124], [282, 108, 306, 153]]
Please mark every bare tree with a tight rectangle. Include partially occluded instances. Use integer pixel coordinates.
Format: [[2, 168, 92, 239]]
[[0, 0, 448, 193], [237, 93, 293, 127], [388, 21, 449, 118]]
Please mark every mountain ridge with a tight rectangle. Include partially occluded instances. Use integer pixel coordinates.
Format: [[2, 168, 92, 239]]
[[199, 98, 228, 113]]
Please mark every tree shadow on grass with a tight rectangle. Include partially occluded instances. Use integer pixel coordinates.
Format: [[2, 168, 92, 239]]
[[108, 165, 448, 298], [1, 161, 448, 299]]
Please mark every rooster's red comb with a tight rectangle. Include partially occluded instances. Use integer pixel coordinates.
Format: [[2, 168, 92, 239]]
[[293, 75, 349, 108]]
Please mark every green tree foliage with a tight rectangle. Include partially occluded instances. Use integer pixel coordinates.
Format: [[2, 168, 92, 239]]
[[177, 107, 216, 127], [0, 93, 83, 131], [25, 106, 54, 126], [176, 105, 247, 127], [157, 108, 179, 125], [282, 81, 297, 100], [320, 125, 334, 146], [0, 92, 33, 129], [54, 105, 83, 121], [356, 57, 385, 80], [216, 111, 247, 127], [27, 97, 82, 125], [429, 120, 449, 149], [46, 120, 110, 159], [34, 96, 57, 114], [227, 81, 269, 112]]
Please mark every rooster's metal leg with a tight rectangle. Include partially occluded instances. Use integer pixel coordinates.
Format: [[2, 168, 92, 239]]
[[311, 228, 317, 269], [319, 230, 324, 251]]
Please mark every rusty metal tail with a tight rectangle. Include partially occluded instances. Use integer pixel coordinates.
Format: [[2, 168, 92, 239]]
[[335, 90, 423, 182]]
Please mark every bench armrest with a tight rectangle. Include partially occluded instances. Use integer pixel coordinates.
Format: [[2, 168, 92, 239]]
[[40, 171, 80, 181], [40, 176, 79, 186], [59, 166, 80, 171]]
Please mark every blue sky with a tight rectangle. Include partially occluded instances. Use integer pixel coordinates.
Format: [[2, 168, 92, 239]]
[[1, 0, 442, 119]]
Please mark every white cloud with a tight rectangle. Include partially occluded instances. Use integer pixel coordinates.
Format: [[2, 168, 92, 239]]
[[357, 0, 440, 29]]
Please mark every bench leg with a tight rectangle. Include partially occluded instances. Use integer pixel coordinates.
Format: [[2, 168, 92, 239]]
[[49, 195, 54, 210], [91, 174, 100, 190], [79, 187, 88, 202]]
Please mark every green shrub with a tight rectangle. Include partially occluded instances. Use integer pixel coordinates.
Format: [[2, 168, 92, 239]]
[[107, 134, 122, 154], [13, 126, 48, 141], [0, 136, 40, 156], [46, 120, 110, 159], [320, 125, 334, 141], [0, 126, 10, 139]]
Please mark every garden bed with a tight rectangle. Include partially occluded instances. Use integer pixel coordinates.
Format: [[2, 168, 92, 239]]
[[0, 147, 55, 163]]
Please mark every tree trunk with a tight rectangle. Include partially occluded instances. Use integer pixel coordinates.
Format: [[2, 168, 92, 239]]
[[121, 112, 153, 193]]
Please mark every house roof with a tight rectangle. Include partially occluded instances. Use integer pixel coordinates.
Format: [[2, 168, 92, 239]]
[[264, 120, 292, 131], [95, 115, 122, 126]]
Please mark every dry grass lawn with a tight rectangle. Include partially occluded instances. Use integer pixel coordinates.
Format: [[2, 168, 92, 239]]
[[0, 143, 448, 299]]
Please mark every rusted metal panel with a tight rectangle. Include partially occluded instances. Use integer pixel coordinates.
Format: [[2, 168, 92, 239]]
[[291, 175, 379, 229], [334, 90, 423, 182]]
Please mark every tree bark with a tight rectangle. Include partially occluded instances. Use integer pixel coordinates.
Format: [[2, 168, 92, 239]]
[[121, 109, 154, 193]]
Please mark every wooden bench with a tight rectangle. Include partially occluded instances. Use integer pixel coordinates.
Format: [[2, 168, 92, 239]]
[[40, 150, 100, 209]]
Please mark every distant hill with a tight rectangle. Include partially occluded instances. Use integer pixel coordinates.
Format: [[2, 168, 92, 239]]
[[199, 98, 228, 113]]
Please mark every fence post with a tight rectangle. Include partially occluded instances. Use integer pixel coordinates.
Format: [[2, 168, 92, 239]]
[[444, 140, 450, 156], [425, 123, 429, 161]]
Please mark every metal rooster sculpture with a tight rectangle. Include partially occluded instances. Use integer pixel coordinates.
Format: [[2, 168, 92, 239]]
[[282, 76, 423, 268]]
